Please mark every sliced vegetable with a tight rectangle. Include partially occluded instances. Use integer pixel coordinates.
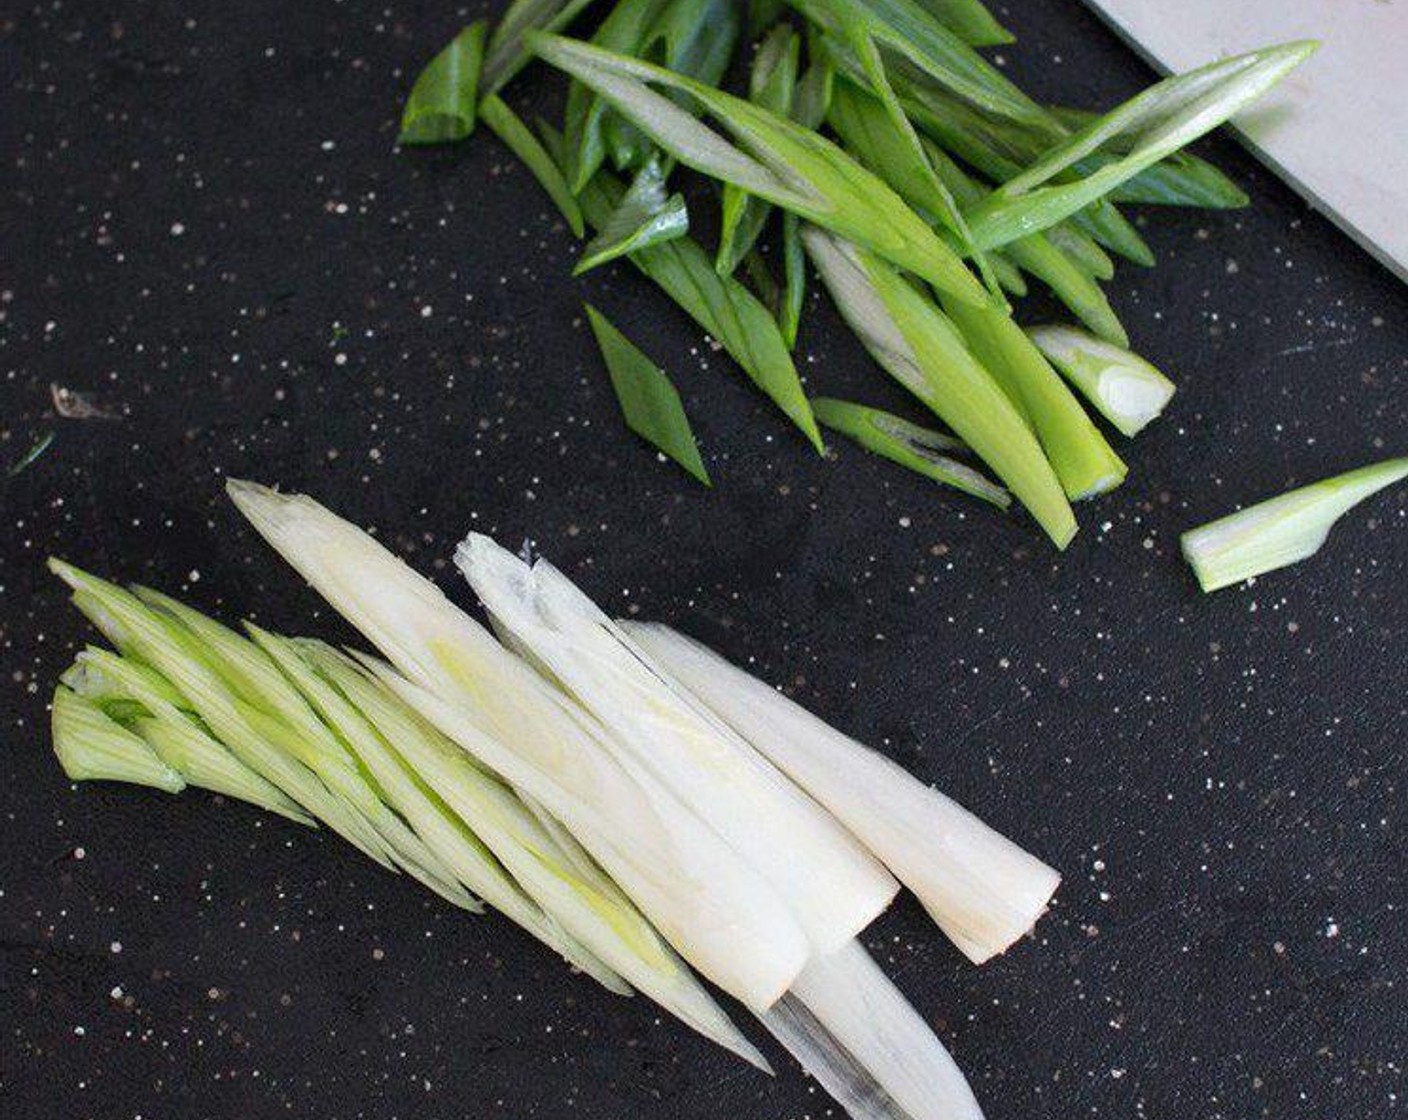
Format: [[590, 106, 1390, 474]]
[[7, 430, 55, 479], [552, 125, 822, 450], [812, 397, 1009, 508], [778, 211, 806, 348], [228, 480, 810, 1019], [914, 0, 1012, 47], [253, 630, 630, 994], [49, 560, 399, 869], [456, 533, 901, 959], [398, 23, 487, 145], [562, 0, 672, 190], [717, 24, 800, 277], [966, 41, 1317, 248], [802, 227, 1077, 546], [791, 0, 1045, 127], [528, 33, 991, 306], [1180, 458, 1408, 593], [585, 303, 711, 484], [481, 0, 601, 95], [625, 622, 1061, 961], [785, 940, 986, 1120], [1028, 325, 1175, 437], [576, 159, 688, 273], [479, 94, 586, 237], [52, 685, 185, 793], [939, 296, 1128, 500]]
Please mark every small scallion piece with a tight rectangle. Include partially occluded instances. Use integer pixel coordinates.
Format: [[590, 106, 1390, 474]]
[[398, 23, 488, 145], [479, 94, 586, 237], [812, 397, 1009, 508], [965, 41, 1318, 248], [52, 685, 186, 793], [803, 226, 1077, 546], [1180, 458, 1408, 593], [585, 303, 711, 485], [575, 158, 688, 273], [1028, 325, 1174, 438]]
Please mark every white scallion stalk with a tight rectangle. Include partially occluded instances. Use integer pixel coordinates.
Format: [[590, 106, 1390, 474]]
[[1027, 325, 1175, 438], [226, 479, 800, 1035], [778, 939, 986, 1120], [624, 622, 1060, 964], [1180, 457, 1408, 592], [456, 533, 901, 960], [51, 685, 186, 793], [299, 637, 719, 1006]]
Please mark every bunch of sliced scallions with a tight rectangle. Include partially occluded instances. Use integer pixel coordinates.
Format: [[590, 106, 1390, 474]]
[[395, 0, 1314, 547], [49, 479, 1065, 1120]]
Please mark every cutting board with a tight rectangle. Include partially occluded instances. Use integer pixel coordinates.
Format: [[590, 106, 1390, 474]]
[[1081, 0, 1408, 283]]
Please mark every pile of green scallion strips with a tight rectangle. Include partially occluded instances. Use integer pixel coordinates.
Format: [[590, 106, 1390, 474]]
[[395, 0, 1315, 548], [52, 479, 1067, 1120]]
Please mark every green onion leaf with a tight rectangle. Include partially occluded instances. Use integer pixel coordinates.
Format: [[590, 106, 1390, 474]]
[[585, 303, 711, 485], [716, 24, 800, 277], [528, 33, 991, 306], [826, 55, 1002, 300], [1043, 222, 1115, 280], [940, 297, 1127, 500], [398, 23, 487, 145], [966, 42, 1317, 248], [791, 0, 1044, 126], [1181, 458, 1408, 593], [575, 158, 688, 273], [479, 94, 586, 237], [545, 122, 822, 450], [779, 212, 806, 348], [1028, 325, 1174, 437], [894, 76, 1157, 265], [561, 0, 671, 190], [481, 0, 601, 95], [802, 227, 1076, 545], [52, 685, 186, 793], [915, 137, 1125, 342], [911, 0, 1012, 46], [1048, 104, 1251, 209], [7, 430, 55, 479], [812, 397, 1010, 507]]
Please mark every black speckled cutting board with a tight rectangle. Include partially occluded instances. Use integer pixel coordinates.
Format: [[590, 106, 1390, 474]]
[[2, 1, 1404, 1118]]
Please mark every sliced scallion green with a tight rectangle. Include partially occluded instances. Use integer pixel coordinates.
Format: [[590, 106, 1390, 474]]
[[939, 296, 1128, 500], [479, 94, 586, 237], [398, 23, 488, 145], [1028, 325, 1174, 437], [1181, 458, 1408, 593], [543, 122, 822, 450], [585, 303, 711, 485], [481, 0, 601, 95], [966, 41, 1317, 248], [803, 227, 1076, 545], [576, 158, 688, 273], [812, 397, 1010, 508], [528, 32, 992, 306]]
